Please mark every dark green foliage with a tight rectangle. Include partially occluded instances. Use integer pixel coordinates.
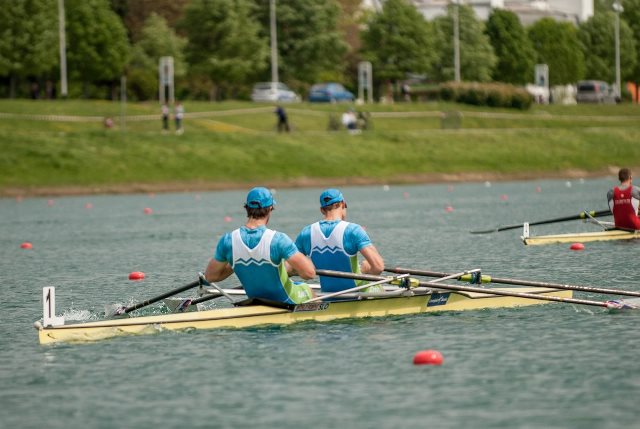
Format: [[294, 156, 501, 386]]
[[431, 4, 496, 83], [485, 9, 535, 84], [182, 0, 268, 95], [360, 0, 437, 84], [579, 11, 637, 82], [439, 82, 533, 110], [252, 0, 348, 86], [66, 0, 130, 86], [528, 18, 585, 85]]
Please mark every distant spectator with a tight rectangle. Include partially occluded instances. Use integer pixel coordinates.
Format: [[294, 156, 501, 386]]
[[341, 109, 358, 133], [161, 103, 170, 133], [275, 105, 290, 132], [174, 101, 184, 135], [401, 83, 411, 102]]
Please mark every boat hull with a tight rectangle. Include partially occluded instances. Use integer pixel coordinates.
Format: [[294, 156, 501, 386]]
[[522, 229, 640, 245], [36, 287, 572, 345]]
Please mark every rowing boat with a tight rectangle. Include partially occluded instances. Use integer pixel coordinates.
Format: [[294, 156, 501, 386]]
[[521, 222, 640, 245], [34, 285, 572, 345]]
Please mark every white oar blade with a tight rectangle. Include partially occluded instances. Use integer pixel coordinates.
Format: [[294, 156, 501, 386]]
[[103, 304, 127, 318], [606, 298, 640, 312]]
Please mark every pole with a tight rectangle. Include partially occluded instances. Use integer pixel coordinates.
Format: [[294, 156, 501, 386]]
[[270, 0, 279, 85], [58, 0, 68, 97], [613, 1, 622, 99], [453, 0, 461, 82], [120, 76, 126, 132]]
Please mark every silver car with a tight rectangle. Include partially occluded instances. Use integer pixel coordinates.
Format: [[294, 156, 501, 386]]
[[576, 80, 618, 104], [251, 82, 300, 102]]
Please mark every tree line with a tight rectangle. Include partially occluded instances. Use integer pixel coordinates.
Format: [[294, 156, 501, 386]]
[[1, 0, 638, 101]]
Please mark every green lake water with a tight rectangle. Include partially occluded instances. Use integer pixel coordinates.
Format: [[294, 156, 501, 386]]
[[1, 178, 639, 429]]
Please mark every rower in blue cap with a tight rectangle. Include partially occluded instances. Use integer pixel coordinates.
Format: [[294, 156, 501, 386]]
[[204, 187, 316, 304], [294, 188, 385, 294]]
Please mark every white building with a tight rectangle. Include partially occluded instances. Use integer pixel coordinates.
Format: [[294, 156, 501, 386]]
[[363, 0, 594, 25]]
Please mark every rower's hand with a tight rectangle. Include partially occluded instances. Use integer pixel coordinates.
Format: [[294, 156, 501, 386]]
[[360, 260, 371, 273]]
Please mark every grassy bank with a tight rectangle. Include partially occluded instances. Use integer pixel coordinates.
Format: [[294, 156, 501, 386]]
[[1, 100, 639, 196]]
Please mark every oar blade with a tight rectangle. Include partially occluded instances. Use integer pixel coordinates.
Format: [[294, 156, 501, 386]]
[[606, 298, 640, 312]]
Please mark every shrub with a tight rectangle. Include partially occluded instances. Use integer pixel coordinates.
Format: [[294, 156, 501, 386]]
[[438, 81, 532, 110]]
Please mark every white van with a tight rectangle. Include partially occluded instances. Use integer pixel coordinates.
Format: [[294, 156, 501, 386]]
[[576, 81, 618, 104]]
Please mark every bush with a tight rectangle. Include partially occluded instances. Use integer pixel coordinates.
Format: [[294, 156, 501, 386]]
[[438, 82, 532, 110]]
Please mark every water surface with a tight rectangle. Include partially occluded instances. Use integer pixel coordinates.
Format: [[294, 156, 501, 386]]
[[1, 178, 638, 428]]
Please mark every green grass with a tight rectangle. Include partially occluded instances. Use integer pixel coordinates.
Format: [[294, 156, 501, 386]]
[[1, 100, 640, 194]]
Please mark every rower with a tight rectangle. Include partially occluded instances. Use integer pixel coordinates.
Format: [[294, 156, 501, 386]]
[[294, 188, 385, 293], [204, 187, 316, 305], [607, 168, 640, 230]]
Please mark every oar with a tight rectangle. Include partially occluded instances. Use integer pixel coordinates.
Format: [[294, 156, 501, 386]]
[[106, 278, 201, 316], [318, 270, 638, 310], [470, 209, 611, 234], [385, 266, 640, 298], [305, 272, 410, 303]]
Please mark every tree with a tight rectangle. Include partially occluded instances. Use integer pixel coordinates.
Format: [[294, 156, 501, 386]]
[[66, 0, 130, 95], [0, 0, 58, 97], [360, 0, 436, 94], [110, 0, 190, 42], [431, 4, 496, 83], [621, 0, 640, 86], [528, 18, 585, 85], [182, 0, 268, 99], [579, 11, 637, 83], [485, 9, 535, 85], [128, 13, 187, 100], [252, 0, 348, 85]]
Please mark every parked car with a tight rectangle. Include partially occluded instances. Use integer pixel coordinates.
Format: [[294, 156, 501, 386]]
[[251, 82, 300, 102], [308, 83, 355, 103], [576, 80, 618, 104]]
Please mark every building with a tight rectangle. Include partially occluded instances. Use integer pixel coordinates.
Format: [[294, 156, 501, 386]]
[[363, 0, 594, 25]]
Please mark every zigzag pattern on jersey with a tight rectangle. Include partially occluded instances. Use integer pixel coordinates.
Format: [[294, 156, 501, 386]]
[[311, 245, 344, 254], [233, 257, 273, 267]]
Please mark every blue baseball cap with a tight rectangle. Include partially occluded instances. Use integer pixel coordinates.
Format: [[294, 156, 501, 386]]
[[245, 187, 275, 208], [319, 189, 344, 207]]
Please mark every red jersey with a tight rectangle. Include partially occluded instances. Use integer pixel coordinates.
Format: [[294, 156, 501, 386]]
[[611, 186, 640, 230]]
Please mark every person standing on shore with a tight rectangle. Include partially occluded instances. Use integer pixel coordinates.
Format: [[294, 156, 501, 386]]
[[275, 105, 290, 132], [294, 189, 385, 294], [607, 167, 640, 230], [161, 103, 170, 133], [174, 101, 184, 135], [204, 187, 316, 304]]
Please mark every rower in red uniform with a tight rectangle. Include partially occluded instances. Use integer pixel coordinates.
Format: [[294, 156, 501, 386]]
[[607, 168, 640, 230]]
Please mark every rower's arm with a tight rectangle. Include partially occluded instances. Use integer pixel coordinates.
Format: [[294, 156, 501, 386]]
[[204, 259, 234, 282], [360, 245, 384, 275], [287, 252, 315, 280]]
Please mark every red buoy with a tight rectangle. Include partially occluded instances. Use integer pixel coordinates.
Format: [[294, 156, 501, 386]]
[[500, 194, 509, 201], [84, 203, 93, 209], [413, 350, 443, 366], [47, 199, 55, 206], [403, 192, 409, 199], [129, 271, 145, 281], [223, 216, 233, 222], [535, 186, 542, 193], [143, 207, 153, 215], [445, 205, 454, 212], [20, 242, 33, 249], [570, 243, 585, 251]]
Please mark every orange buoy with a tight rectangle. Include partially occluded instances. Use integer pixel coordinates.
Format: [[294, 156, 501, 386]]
[[143, 207, 153, 215], [570, 243, 585, 251], [445, 205, 454, 212], [413, 350, 443, 366], [20, 242, 33, 249], [129, 271, 145, 281]]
